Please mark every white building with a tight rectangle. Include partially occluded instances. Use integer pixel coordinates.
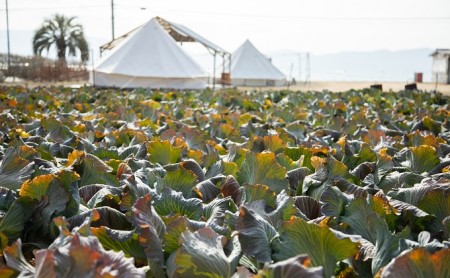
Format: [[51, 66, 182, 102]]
[[431, 49, 450, 84]]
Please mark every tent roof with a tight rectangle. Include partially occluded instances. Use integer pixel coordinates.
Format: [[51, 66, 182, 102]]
[[231, 40, 286, 80], [100, 17, 229, 57], [94, 18, 207, 78], [156, 17, 228, 56], [430, 49, 450, 57]]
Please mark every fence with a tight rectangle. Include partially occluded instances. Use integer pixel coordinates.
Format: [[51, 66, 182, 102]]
[[1, 56, 88, 83]]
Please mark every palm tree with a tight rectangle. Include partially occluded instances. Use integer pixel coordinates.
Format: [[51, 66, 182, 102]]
[[33, 14, 89, 64]]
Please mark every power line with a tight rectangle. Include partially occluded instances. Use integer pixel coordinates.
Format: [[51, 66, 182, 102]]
[[1, 5, 450, 22], [162, 9, 450, 22], [0, 5, 109, 11]]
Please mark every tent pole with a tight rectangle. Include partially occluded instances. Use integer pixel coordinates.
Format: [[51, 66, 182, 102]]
[[91, 49, 96, 87], [213, 52, 216, 89]]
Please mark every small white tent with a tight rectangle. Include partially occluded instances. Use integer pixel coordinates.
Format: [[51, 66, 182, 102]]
[[231, 40, 286, 87], [92, 18, 208, 89]]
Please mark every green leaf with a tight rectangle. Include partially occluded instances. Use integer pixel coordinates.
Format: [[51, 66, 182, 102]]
[[18, 170, 80, 239], [243, 184, 276, 208], [286, 167, 311, 195], [41, 117, 74, 143], [203, 197, 235, 235], [286, 123, 308, 141], [163, 215, 192, 254], [119, 175, 153, 212], [86, 187, 121, 209], [91, 227, 146, 259], [402, 145, 440, 174], [418, 187, 450, 233], [236, 206, 278, 263], [152, 188, 203, 220], [380, 248, 450, 278], [343, 142, 377, 169], [67, 207, 132, 230], [148, 140, 182, 165], [0, 148, 35, 190], [237, 152, 289, 194], [303, 156, 349, 200], [389, 181, 450, 233], [421, 116, 442, 135], [128, 194, 166, 276], [377, 171, 424, 192], [388, 184, 434, 206], [368, 213, 410, 275], [68, 150, 118, 187], [341, 197, 375, 243], [320, 186, 349, 219], [389, 198, 435, 232], [166, 227, 231, 278], [158, 165, 198, 197], [272, 217, 359, 278], [261, 254, 323, 278], [339, 194, 408, 274], [275, 153, 299, 171], [0, 187, 18, 212], [284, 146, 313, 171], [246, 191, 305, 229], [444, 216, 450, 240], [0, 197, 38, 242]]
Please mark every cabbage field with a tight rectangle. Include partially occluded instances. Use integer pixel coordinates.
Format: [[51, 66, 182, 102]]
[[0, 86, 449, 277]]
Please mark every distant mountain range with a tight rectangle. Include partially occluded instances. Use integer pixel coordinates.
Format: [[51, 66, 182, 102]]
[[190, 48, 434, 82], [268, 48, 434, 82], [1, 29, 435, 82]]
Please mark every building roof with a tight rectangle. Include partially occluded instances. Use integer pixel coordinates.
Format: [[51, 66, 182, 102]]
[[430, 49, 450, 57]]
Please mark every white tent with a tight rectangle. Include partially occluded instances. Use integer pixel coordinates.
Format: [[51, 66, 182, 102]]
[[231, 40, 286, 87], [91, 18, 209, 89]]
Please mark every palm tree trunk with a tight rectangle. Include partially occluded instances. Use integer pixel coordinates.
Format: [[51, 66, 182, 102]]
[[57, 37, 67, 65]]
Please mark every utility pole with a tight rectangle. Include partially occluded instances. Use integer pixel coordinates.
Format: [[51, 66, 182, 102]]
[[305, 52, 311, 85], [111, 0, 115, 40], [5, 0, 11, 70]]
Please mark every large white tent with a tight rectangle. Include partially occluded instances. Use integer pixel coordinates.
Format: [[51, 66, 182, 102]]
[[91, 18, 209, 89], [231, 40, 286, 87]]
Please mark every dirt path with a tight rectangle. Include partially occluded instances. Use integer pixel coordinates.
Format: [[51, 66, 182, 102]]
[[2, 80, 450, 95], [240, 81, 450, 95]]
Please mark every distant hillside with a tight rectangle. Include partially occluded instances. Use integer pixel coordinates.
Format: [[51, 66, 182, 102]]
[[269, 48, 434, 82]]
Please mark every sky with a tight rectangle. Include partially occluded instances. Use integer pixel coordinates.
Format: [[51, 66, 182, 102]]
[[1, 0, 450, 63]]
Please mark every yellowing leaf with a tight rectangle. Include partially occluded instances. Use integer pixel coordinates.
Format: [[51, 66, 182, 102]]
[[19, 175, 53, 200], [66, 150, 85, 167]]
